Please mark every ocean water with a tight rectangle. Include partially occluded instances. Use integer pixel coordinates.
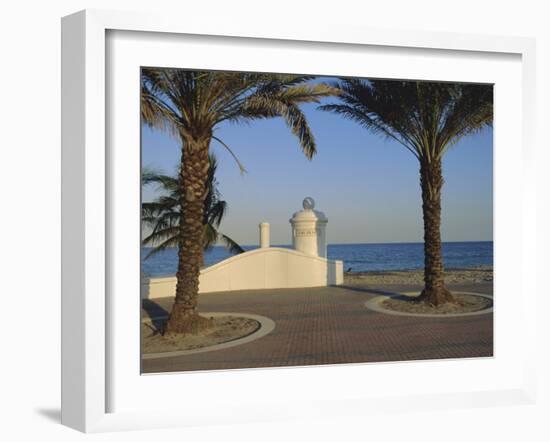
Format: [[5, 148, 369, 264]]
[[141, 241, 493, 278]]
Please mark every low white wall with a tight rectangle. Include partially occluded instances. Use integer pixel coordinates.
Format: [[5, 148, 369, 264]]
[[141, 247, 343, 299]]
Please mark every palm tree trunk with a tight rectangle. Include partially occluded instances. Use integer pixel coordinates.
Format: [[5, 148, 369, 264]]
[[416, 158, 455, 306], [164, 135, 213, 334]]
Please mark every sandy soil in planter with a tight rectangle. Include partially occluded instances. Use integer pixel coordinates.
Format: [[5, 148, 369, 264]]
[[142, 316, 260, 354], [381, 293, 492, 315]]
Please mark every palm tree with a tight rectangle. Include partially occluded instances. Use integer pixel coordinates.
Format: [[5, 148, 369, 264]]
[[141, 69, 337, 333], [321, 79, 492, 306], [142, 153, 245, 260]]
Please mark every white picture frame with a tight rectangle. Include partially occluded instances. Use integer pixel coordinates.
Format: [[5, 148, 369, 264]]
[[61, 9, 537, 433]]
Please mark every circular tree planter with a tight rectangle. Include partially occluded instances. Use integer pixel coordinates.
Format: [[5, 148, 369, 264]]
[[142, 312, 275, 359], [365, 292, 493, 318]]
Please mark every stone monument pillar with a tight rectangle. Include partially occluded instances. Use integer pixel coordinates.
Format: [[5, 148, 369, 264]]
[[259, 222, 270, 248], [289, 197, 328, 258]]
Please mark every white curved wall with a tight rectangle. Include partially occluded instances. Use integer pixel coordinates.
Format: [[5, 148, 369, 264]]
[[141, 247, 343, 299]]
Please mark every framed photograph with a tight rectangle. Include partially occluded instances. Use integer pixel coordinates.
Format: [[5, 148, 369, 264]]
[[61, 9, 537, 432]]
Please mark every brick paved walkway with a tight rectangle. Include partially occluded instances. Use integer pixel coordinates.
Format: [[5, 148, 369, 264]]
[[141, 283, 493, 373]]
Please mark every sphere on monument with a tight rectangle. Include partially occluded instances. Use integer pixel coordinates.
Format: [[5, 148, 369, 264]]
[[303, 197, 315, 210]]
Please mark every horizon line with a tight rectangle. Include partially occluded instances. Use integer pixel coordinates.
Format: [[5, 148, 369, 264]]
[[142, 239, 494, 249]]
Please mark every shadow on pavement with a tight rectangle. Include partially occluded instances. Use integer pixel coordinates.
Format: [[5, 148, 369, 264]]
[[142, 299, 169, 332], [333, 285, 406, 297]]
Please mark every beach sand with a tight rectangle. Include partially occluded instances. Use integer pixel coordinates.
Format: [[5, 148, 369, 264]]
[[344, 265, 493, 286]]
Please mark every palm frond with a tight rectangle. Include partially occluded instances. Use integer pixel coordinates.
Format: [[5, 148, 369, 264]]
[[320, 78, 493, 163], [141, 153, 243, 259], [212, 136, 247, 174], [219, 234, 246, 255], [142, 232, 180, 259]]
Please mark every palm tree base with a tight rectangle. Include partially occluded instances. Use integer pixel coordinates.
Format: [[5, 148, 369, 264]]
[[416, 286, 456, 306], [163, 305, 213, 336]]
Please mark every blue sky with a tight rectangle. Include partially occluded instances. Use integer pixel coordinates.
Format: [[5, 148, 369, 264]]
[[142, 84, 493, 246]]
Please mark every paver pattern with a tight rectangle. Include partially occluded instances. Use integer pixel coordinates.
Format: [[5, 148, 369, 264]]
[[141, 283, 493, 373]]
